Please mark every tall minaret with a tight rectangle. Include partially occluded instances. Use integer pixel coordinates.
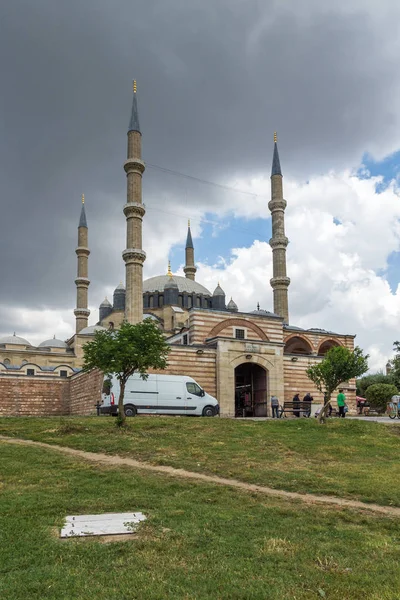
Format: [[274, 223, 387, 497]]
[[183, 220, 197, 281], [74, 194, 90, 333], [123, 80, 146, 324], [268, 133, 290, 323]]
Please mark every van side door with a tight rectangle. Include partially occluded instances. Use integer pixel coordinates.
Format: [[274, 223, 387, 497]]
[[156, 379, 186, 415]]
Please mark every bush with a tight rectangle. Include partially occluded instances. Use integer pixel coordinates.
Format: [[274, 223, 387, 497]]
[[356, 373, 393, 397], [365, 383, 398, 413]]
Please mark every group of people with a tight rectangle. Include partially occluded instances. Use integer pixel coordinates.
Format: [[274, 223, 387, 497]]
[[270, 392, 314, 418], [270, 389, 348, 418]]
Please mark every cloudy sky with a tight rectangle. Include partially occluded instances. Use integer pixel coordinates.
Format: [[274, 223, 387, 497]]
[[1, 0, 400, 371]]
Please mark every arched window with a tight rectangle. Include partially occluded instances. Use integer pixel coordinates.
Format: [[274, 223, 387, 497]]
[[3, 358, 10, 366], [318, 340, 340, 356], [196, 296, 201, 308], [158, 295, 164, 307], [178, 295, 183, 307], [188, 296, 192, 309], [149, 295, 154, 308], [284, 336, 313, 355]]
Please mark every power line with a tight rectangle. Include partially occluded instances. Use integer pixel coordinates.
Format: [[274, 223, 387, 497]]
[[146, 162, 268, 200]]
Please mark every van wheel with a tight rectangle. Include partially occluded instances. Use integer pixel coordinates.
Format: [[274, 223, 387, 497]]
[[202, 406, 215, 417], [124, 404, 137, 417]]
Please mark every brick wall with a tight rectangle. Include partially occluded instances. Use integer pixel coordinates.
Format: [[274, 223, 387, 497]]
[[69, 369, 104, 415], [0, 375, 70, 416]]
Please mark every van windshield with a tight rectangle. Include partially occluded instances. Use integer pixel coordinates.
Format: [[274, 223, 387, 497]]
[[186, 382, 203, 396]]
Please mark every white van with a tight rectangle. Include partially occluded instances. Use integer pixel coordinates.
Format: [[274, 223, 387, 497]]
[[101, 374, 219, 417]]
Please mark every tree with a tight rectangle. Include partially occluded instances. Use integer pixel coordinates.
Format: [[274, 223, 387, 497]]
[[365, 383, 398, 413], [82, 319, 170, 426], [388, 341, 400, 390], [356, 372, 393, 397], [306, 346, 369, 423]]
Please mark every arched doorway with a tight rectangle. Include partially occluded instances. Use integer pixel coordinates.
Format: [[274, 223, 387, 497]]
[[235, 363, 268, 418]]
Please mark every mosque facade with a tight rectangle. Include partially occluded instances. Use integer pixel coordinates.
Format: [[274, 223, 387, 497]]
[[0, 84, 356, 416]]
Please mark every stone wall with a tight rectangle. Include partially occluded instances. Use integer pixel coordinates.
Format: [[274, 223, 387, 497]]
[[69, 369, 104, 415], [0, 375, 70, 416]]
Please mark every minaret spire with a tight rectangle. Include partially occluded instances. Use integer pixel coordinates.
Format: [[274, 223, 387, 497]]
[[74, 194, 90, 333], [123, 80, 146, 323], [184, 219, 197, 281], [268, 133, 290, 323]]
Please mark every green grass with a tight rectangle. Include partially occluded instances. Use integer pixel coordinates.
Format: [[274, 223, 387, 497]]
[[1, 442, 400, 599], [1, 416, 400, 506]]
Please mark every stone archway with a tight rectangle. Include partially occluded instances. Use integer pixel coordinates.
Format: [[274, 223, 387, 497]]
[[234, 362, 268, 417], [318, 339, 342, 356]]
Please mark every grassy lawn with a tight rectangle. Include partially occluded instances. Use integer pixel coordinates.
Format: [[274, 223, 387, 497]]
[[1, 441, 400, 600], [1, 417, 400, 506]]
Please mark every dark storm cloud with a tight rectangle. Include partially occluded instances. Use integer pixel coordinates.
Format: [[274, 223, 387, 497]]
[[0, 0, 399, 331]]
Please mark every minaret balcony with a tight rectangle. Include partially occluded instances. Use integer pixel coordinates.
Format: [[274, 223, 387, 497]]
[[269, 236, 288, 249], [74, 308, 90, 317], [270, 276, 291, 289], [122, 248, 146, 264], [268, 198, 287, 212], [123, 158, 145, 174], [75, 247, 90, 256], [74, 277, 90, 287], [123, 203, 146, 218]]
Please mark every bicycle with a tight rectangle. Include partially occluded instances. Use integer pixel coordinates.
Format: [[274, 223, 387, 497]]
[[387, 401, 400, 419]]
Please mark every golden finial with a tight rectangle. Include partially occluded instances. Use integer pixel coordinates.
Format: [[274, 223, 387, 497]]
[[188, 219, 190, 228], [133, 80, 137, 93], [274, 132, 277, 143], [82, 193, 85, 204], [167, 261, 172, 276], [120, 281, 123, 285]]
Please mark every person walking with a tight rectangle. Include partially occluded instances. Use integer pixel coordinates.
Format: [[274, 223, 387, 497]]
[[302, 392, 313, 417], [271, 395, 280, 418], [336, 389, 347, 417]]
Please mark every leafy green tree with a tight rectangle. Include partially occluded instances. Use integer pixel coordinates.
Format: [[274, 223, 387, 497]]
[[82, 320, 170, 426], [356, 372, 393, 397], [365, 383, 398, 413], [388, 341, 400, 390], [306, 346, 369, 423]]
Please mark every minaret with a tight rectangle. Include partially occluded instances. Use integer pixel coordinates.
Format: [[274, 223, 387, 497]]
[[184, 220, 197, 281], [74, 194, 90, 333], [123, 80, 146, 324], [268, 133, 290, 323]]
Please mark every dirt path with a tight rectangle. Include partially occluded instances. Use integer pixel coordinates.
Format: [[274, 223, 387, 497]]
[[2, 436, 400, 517]]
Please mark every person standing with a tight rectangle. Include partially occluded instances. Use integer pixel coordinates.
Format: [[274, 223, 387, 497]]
[[336, 389, 347, 418], [302, 392, 313, 417], [271, 395, 280, 418]]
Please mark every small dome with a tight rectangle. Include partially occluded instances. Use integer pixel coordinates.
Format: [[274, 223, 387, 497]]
[[250, 308, 276, 317], [39, 337, 68, 349], [100, 297, 112, 307], [213, 283, 225, 297], [227, 298, 238, 312], [164, 276, 178, 290], [114, 283, 125, 293], [0, 333, 31, 346], [79, 325, 107, 335]]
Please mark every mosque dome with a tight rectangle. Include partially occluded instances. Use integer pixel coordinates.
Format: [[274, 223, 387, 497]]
[[79, 325, 107, 335], [39, 337, 68, 349], [114, 282, 125, 292], [100, 297, 112, 308], [250, 308, 277, 317], [0, 333, 31, 346], [213, 283, 225, 297], [143, 275, 211, 296], [227, 298, 238, 312]]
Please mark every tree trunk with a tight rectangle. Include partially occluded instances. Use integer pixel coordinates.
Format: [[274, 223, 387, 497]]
[[117, 379, 126, 427], [318, 394, 332, 424]]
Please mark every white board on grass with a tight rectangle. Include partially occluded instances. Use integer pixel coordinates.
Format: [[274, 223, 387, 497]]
[[60, 512, 146, 538]]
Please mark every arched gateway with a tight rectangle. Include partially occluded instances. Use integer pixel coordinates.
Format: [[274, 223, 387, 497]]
[[234, 363, 268, 418]]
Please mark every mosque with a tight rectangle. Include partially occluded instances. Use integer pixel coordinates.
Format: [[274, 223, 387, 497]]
[[0, 83, 356, 416]]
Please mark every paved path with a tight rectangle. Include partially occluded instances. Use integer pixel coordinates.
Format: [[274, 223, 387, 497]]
[[1, 436, 399, 518]]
